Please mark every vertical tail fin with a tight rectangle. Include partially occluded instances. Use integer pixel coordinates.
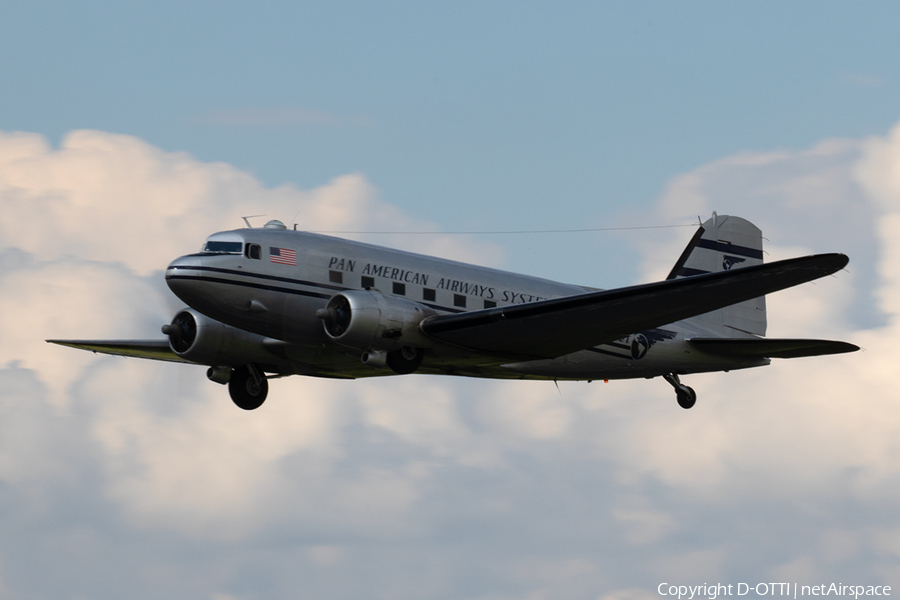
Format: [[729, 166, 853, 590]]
[[668, 213, 767, 336]]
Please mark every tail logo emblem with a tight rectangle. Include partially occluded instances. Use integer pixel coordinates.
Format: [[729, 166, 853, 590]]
[[723, 255, 746, 270]]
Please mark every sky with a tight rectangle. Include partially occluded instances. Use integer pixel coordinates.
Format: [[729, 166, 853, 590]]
[[2, 2, 900, 599]]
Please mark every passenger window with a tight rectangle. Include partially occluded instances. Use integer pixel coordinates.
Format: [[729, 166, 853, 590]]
[[245, 244, 261, 260], [453, 294, 467, 308], [361, 276, 375, 289], [329, 270, 343, 284], [423, 288, 436, 302], [393, 282, 406, 295], [484, 299, 497, 309]]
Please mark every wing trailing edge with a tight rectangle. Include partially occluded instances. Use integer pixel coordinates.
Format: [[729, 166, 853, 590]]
[[420, 253, 849, 359]]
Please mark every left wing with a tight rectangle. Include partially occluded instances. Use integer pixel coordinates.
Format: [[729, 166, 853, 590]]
[[421, 253, 849, 359], [46, 340, 193, 364]]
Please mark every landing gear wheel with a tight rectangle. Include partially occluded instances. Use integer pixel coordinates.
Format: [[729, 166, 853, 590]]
[[676, 386, 697, 410], [386, 346, 424, 374], [663, 373, 697, 410], [228, 365, 268, 410]]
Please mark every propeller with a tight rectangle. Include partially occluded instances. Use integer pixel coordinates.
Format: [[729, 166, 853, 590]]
[[316, 296, 352, 337], [161, 311, 197, 353]]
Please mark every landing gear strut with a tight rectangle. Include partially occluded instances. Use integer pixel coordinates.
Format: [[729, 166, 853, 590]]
[[228, 364, 268, 410], [663, 373, 696, 409]]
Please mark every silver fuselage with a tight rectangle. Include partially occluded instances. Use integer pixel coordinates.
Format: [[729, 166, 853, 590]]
[[165, 228, 767, 380]]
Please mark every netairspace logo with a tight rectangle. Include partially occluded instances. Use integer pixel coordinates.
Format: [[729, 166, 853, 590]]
[[657, 583, 892, 600]]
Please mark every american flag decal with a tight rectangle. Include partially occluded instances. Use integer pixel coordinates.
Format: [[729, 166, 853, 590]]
[[269, 247, 297, 266]]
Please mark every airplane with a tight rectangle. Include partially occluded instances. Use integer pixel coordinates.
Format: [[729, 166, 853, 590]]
[[48, 213, 859, 410]]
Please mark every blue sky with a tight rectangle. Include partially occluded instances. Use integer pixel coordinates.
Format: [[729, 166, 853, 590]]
[[3, 3, 900, 600], [4, 1, 900, 280]]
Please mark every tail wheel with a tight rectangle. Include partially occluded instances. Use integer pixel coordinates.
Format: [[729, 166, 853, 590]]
[[664, 373, 697, 410], [386, 346, 424, 374], [676, 386, 696, 409], [228, 365, 268, 410]]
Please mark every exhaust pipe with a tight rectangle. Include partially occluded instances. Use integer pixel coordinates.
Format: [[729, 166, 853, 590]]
[[361, 349, 388, 368], [206, 366, 232, 384]]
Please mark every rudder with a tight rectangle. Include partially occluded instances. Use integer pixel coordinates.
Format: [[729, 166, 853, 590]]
[[668, 213, 766, 336]]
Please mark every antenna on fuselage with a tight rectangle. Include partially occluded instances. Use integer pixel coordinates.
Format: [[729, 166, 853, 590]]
[[241, 214, 266, 228]]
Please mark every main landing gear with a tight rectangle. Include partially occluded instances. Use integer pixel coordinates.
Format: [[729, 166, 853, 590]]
[[386, 346, 424, 374], [207, 364, 269, 410], [663, 373, 696, 409]]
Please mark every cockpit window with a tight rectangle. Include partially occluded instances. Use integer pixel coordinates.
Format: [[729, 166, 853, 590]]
[[203, 241, 243, 254], [245, 244, 261, 260]]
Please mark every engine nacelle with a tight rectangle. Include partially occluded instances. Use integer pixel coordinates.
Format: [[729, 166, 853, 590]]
[[162, 308, 276, 367], [317, 290, 436, 352]]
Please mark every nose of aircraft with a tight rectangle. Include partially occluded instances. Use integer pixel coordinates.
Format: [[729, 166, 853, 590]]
[[165, 252, 251, 320], [165, 253, 200, 274], [165, 254, 206, 306]]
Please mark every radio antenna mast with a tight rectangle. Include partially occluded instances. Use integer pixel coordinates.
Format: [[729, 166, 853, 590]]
[[241, 214, 266, 228]]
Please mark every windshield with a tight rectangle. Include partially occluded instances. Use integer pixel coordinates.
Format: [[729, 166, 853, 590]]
[[202, 241, 243, 254]]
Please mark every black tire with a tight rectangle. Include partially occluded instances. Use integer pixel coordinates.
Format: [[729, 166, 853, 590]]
[[228, 365, 269, 410], [386, 347, 424, 375], [676, 386, 697, 410]]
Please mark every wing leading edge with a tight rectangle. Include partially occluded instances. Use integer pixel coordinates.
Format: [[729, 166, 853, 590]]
[[46, 340, 193, 364], [420, 253, 850, 359]]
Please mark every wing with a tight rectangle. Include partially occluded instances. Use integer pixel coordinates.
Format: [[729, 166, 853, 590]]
[[687, 338, 859, 359], [46, 340, 194, 364], [421, 253, 849, 359]]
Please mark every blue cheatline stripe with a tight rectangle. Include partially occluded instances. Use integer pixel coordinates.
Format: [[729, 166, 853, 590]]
[[167, 265, 347, 292], [695, 238, 764, 259], [167, 275, 333, 300]]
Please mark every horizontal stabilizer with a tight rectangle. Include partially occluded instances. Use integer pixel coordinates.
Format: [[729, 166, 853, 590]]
[[46, 339, 193, 364], [687, 338, 859, 359], [421, 253, 849, 360]]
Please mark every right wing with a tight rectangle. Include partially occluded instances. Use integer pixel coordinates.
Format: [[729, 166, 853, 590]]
[[421, 253, 849, 359], [46, 340, 194, 364]]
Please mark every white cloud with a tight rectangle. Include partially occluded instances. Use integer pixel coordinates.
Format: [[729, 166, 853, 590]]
[[84, 363, 350, 538], [0, 364, 75, 489], [0, 130, 503, 274], [771, 555, 818, 584], [0, 257, 170, 405], [601, 125, 900, 510], [644, 136, 883, 330], [818, 528, 861, 563], [651, 548, 727, 585], [476, 380, 573, 441], [610, 495, 676, 545], [306, 544, 345, 567]]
